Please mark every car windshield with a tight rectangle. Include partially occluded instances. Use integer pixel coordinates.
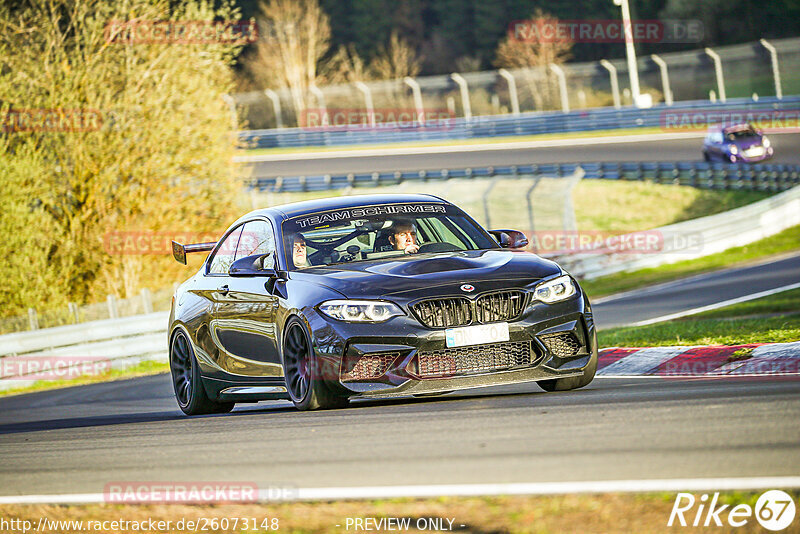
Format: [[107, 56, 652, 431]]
[[725, 128, 759, 141], [281, 202, 498, 269]]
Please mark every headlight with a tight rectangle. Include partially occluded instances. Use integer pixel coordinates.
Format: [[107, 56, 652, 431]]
[[763, 137, 770, 148], [533, 275, 576, 303], [318, 300, 404, 322], [728, 144, 738, 154]]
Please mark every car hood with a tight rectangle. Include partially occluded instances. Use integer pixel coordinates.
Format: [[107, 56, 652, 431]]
[[290, 249, 562, 299], [730, 137, 763, 150]]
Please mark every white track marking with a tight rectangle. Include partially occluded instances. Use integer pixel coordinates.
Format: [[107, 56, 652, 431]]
[[3, 478, 800, 504], [597, 346, 694, 376], [234, 132, 708, 163], [626, 282, 800, 327]]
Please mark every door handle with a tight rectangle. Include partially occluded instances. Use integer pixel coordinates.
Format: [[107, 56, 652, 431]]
[[218, 285, 229, 296]]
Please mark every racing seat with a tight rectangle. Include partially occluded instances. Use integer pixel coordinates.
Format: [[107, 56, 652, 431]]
[[373, 229, 394, 252]]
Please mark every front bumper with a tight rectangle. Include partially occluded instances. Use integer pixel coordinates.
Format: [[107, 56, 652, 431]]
[[731, 146, 773, 162], [306, 292, 597, 398]]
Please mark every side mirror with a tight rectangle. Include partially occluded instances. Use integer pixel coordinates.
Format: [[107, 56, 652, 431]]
[[489, 229, 529, 249], [229, 253, 278, 277]]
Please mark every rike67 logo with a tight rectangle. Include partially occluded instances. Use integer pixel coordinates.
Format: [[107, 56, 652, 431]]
[[669, 490, 796, 530]]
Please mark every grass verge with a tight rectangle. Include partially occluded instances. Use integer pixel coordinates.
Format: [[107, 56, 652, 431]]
[[599, 288, 800, 347], [583, 224, 800, 299], [0, 360, 168, 398], [0, 491, 789, 534]]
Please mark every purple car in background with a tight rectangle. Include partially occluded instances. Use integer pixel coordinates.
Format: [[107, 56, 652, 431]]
[[702, 123, 773, 163]]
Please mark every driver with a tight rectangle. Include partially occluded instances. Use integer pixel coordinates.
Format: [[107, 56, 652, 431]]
[[389, 221, 419, 254], [292, 234, 311, 268]]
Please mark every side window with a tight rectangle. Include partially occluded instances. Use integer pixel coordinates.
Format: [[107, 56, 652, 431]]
[[418, 217, 471, 249], [236, 220, 276, 270], [208, 226, 243, 275]]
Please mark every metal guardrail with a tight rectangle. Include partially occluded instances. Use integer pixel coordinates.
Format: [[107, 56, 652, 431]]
[[238, 96, 800, 150], [248, 161, 800, 193], [0, 312, 168, 391]]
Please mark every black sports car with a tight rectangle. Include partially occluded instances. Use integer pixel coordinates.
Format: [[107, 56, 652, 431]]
[[168, 194, 597, 415]]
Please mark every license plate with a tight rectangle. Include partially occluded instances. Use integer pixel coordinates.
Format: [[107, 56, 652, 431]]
[[745, 147, 764, 157], [445, 322, 510, 348]]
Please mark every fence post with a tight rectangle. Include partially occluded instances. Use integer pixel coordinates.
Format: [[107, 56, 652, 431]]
[[759, 39, 783, 100], [141, 288, 153, 314], [549, 64, 569, 113], [28, 308, 39, 331], [563, 166, 585, 232], [403, 77, 425, 124], [497, 69, 520, 115], [450, 73, 472, 121], [482, 173, 499, 228], [650, 54, 673, 106], [264, 89, 284, 128], [68, 302, 80, 324], [221, 94, 238, 131], [704, 48, 726, 103], [354, 81, 376, 127], [107, 294, 118, 320], [309, 84, 328, 126], [599, 60, 621, 109], [526, 176, 543, 250]]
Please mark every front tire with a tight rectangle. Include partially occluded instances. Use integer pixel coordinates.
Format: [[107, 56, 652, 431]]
[[170, 329, 235, 416], [282, 317, 348, 411], [538, 331, 598, 392]]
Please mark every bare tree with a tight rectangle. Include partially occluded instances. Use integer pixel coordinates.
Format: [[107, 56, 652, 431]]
[[323, 44, 370, 84], [0, 0, 243, 314], [246, 0, 331, 116], [369, 31, 420, 81], [494, 9, 572, 111]]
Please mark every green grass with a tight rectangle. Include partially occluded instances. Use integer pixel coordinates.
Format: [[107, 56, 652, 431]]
[[583, 224, 800, 298], [0, 359, 168, 398], [693, 287, 800, 320], [239, 126, 673, 156], [4, 491, 795, 533], [599, 287, 800, 347], [572, 181, 769, 232], [600, 315, 800, 347]]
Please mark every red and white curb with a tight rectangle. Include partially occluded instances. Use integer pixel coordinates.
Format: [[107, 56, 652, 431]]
[[597, 341, 800, 377]]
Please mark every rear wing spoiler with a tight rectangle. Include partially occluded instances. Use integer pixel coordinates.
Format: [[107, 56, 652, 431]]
[[171, 240, 216, 265]]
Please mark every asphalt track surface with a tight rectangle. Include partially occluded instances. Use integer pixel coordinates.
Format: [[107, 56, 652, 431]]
[[0, 375, 798, 496], [246, 132, 800, 177], [591, 252, 800, 329], [0, 256, 799, 497]]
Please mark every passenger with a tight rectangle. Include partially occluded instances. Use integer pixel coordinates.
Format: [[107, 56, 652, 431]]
[[389, 221, 419, 254]]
